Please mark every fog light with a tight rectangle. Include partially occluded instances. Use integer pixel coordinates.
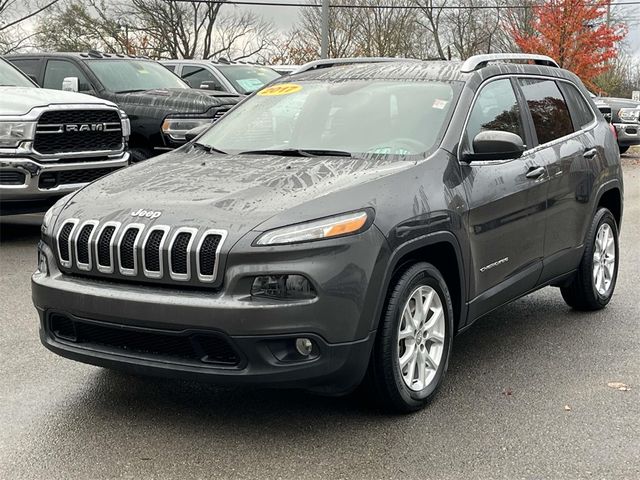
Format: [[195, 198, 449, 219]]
[[251, 274, 316, 300], [295, 338, 314, 356]]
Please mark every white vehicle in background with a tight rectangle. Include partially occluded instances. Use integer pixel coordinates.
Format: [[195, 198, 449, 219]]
[[162, 59, 281, 95], [0, 57, 130, 215]]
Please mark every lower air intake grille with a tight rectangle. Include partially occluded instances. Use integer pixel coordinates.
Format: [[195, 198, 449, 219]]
[[0, 171, 26, 185], [48, 314, 240, 366]]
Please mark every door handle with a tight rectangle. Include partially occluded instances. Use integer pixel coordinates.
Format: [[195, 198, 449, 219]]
[[583, 148, 598, 159], [525, 166, 546, 179]]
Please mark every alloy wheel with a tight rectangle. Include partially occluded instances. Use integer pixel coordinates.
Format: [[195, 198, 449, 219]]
[[593, 223, 616, 296]]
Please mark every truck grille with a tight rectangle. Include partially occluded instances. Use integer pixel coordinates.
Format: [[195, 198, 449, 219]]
[[38, 167, 121, 189], [34, 109, 123, 155], [55, 219, 227, 287], [48, 313, 241, 367]]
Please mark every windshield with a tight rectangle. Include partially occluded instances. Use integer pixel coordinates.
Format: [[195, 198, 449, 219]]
[[86, 59, 188, 93], [216, 65, 281, 94], [0, 59, 36, 87], [198, 80, 455, 156]]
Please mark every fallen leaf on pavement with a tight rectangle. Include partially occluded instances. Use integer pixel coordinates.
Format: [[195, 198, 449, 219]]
[[607, 382, 631, 391], [501, 388, 512, 397], [564, 405, 572, 411]]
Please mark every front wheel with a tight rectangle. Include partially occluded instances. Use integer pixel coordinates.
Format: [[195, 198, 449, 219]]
[[561, 208, 619, 310], [366, 262, 454, 413]]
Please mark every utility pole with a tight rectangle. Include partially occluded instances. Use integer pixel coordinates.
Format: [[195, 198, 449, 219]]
[[606, 0, 611, 27], [321, 0, 329, 59]]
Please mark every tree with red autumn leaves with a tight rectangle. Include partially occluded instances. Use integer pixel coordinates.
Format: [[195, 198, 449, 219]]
[[511, 0, 626, 89]]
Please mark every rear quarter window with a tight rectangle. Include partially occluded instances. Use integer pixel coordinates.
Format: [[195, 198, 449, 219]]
[[560, 83, 596, 129]]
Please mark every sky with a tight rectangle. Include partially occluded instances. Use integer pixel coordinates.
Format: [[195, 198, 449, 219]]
[[228, 0, 640, 60]]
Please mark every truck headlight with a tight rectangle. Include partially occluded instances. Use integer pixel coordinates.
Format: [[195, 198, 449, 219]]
[[161, 117, 213, 141], [0, 122, 35, 147], [119, 110, 131, 138], [618, 108, 640, 123], [255, 210, 371, 246]]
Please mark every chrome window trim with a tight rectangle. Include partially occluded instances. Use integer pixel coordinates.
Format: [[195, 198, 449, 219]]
[[94, 221, 121, 274], [195, 229, 228, 283], [141, 225, 171, 279], [457, 74, 599, 165], [56, 218, 79, 268], [117, 223, 145, 277], [168, 227, 198, 282], [74, 220, 99, 271]]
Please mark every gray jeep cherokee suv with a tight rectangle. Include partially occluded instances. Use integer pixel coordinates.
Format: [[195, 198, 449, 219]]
[[32, 54, 623, 412]]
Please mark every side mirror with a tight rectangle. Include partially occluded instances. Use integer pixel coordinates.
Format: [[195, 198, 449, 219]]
[[185, 124, 210, 142], [62, 77, 79, 92], [199, 81, 221, 91], [463, 130, 525, 162]]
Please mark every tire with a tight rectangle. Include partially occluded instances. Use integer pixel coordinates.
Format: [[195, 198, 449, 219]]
[[365, 262, 454, 413], [129, 147, 153, 163], [561, 208, 619, 310], [618, 146, 629, 155]]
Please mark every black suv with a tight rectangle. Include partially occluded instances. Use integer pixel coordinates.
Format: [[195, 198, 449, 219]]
[[6, 52, 240, 162], [32, 54, 623, 412]]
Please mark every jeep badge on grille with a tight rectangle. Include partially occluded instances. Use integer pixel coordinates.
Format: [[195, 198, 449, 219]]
[[131, 209, 162, 219]]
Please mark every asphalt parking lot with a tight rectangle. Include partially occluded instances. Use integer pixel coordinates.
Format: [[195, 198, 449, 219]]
[[1, 152, 639, 480]]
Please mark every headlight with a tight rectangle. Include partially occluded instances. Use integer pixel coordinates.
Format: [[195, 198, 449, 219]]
[[255, 211, 370, 246], [119, 110, 131, 138], [0, 121, 35, 147], [618, 108, 640, 123], [161, 117, 213, 141]]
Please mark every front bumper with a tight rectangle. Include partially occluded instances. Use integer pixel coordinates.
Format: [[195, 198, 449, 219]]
[[32, 228, 388, 393], [0, 153, 130, 212], [613, 123, 640, 147]]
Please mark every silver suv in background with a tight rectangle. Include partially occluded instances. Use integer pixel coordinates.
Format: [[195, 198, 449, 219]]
[[593, 95, 640, 154], [162, 60, 281, 95], [0, 57, 130, 215]]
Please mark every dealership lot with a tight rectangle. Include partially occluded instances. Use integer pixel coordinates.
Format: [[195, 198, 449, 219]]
[[0, 154, 638, 479]]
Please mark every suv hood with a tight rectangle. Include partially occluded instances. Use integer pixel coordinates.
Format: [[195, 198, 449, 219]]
[[58, 148, 412, 243], [113, 88, 240, 114], [0, 87, 117, 117]]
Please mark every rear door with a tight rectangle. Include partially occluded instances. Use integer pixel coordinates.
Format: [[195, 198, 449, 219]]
[[516, 78, 597, 282], [461, 77, 549, 318]]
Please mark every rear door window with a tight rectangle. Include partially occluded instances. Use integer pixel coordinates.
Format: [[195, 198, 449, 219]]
[[8, 58, 42, 84], [518, 78, 574, 144], [466, 78, 525, 152]]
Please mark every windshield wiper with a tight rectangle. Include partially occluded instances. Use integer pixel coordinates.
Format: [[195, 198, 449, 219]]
[[115, 89, 147, 94], [239, 148, 352, 158], [193, 142, 227, 155]]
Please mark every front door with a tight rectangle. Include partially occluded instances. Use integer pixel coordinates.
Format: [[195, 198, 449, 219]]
[[460, 78, 549, 318]]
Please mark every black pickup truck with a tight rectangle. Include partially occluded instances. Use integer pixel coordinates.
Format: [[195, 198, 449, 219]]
[[6, 52, 240, 162]]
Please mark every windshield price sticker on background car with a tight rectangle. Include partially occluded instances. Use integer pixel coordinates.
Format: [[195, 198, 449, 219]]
[[258, 83, 302, 96]]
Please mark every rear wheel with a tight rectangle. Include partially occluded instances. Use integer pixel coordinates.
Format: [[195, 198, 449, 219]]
[[365, 262, 454, 413], [561, 208, 619, 310]]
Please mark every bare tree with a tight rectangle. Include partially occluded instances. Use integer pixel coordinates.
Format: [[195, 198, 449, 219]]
[[447, 0, 502, 59], [356, 0, 419, 57], [413, 0, 449, 59], [0, 0, 60, 53], [205, 11, 274, 61]]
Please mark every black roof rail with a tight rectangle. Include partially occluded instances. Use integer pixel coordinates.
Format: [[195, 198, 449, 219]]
[[295, 57, 421, 74], [459, 53, 559, 73]]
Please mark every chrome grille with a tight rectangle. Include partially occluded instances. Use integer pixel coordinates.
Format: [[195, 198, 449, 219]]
[[54, 220, 227, 286]]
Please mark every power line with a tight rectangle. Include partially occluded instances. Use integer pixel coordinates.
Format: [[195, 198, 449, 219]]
[[171, 0, 640, 8]]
